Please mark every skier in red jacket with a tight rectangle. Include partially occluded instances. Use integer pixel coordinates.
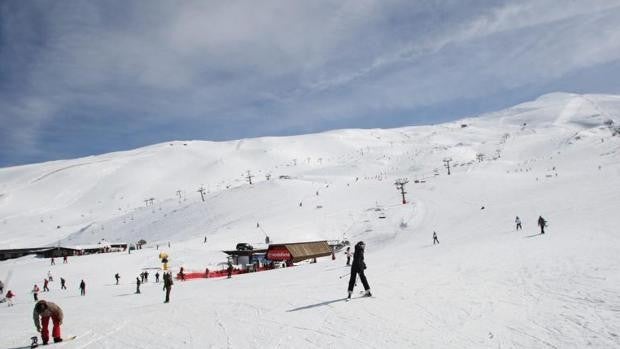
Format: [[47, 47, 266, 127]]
[[5, 290, 15, 306]]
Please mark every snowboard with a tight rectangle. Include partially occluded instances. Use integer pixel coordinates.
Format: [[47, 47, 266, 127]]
[[9, 335, 77, 349]]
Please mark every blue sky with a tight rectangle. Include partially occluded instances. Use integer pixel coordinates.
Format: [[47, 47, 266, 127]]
[[1, 1, 620, 167]]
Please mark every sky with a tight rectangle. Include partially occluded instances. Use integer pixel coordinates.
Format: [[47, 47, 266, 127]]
[[1, 0, 620, 167]]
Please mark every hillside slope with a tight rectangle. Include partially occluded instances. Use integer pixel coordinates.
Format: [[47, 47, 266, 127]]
[[1, 92, 619, 348]]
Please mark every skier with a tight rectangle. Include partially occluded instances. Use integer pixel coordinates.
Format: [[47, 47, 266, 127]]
[[0, 280, 4, 294], [163, 272, 173, 303], [345, 246, 352, 266], [60, 278, 67, 290], [227, 260, 233, 279], [155, 272, 160, 283], [515, 216, 522, 230], [205, 268, 209, 278], [204, 236, 207, 244], [135, 277, 141, 294], [115, 273, 120, 285], [33, 300, 64, 344], [179, 267, 185, 281], [63, 255, 68, 264], [144, 271, 149, 283], [47, 271, 53, 282], [433, 231, 440, 245], [43, 278, 50, 292], [538, 216, 547, 234], [79, 280, 86, 296], [32, 284, 40, 301], [50, 257, 55, 265], [5, 290, 15, 306], [265, 235, 270, 244], [347, 241, 371, 299]]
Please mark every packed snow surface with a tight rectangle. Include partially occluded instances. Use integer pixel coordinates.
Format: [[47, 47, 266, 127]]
[[1, 92, 620, 348]]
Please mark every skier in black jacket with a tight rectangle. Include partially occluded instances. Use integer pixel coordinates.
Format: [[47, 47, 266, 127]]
[[347, 241, 371, 299], [538, 216, 547, 234]]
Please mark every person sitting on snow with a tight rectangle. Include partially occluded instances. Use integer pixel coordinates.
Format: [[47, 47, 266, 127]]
[[33, 300, 64, 344]]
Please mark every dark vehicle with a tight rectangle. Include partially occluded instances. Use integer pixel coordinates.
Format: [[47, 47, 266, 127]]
[[236, 243, 254, 251]]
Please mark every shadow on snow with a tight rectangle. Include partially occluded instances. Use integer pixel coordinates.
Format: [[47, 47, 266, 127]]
[[287, 298, 348, 312]]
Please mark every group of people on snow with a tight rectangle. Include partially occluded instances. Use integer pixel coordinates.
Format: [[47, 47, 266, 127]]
[[7, 211, 551, 345], [515, 215, 547, 234], [49, 255, 69, 266]]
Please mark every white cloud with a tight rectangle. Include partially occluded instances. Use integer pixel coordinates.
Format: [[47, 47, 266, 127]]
[[1, 0, 620, 165]]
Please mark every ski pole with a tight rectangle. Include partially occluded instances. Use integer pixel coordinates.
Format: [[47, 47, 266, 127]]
[[338, 273, 350, 279]]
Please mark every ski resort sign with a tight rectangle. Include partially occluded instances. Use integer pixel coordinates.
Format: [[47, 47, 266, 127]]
[[267, 246, 292, 261]]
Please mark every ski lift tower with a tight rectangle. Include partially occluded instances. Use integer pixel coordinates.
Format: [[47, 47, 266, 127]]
[[443, 157, 453, 175], [394, 178, 409, 204]]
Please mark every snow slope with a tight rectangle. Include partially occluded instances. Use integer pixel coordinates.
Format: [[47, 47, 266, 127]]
[[1, 92, 620, 348]]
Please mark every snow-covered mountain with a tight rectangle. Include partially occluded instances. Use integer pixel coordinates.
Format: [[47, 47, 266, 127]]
[[1, 92, 619, 348]]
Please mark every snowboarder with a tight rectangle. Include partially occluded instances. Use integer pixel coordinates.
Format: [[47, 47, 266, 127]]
[[115, 273, 120, 285], [433, 231, 440, 245], [538, 216, 547, 234], [163, 272, 173, 303], [155, 272, 160, 283], [79, 280, 86, 296], [50, 257, 55, 265], [60, 278, 67, 290], [515, 216, 522, 230], [347, 241, 371, 299], [33, 300, 64, 344], [5, 290, 15, 306], [345, 246, 352, 266], [32, 284, 40, 301], [135, 277, 141, 294], [43, 278, 50, 292]]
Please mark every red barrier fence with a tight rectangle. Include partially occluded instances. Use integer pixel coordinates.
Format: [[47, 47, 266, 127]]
[[175, 266, 276, 280]]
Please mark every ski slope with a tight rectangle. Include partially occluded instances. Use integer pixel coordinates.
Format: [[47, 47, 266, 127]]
[[1, 92, 620, 348]]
